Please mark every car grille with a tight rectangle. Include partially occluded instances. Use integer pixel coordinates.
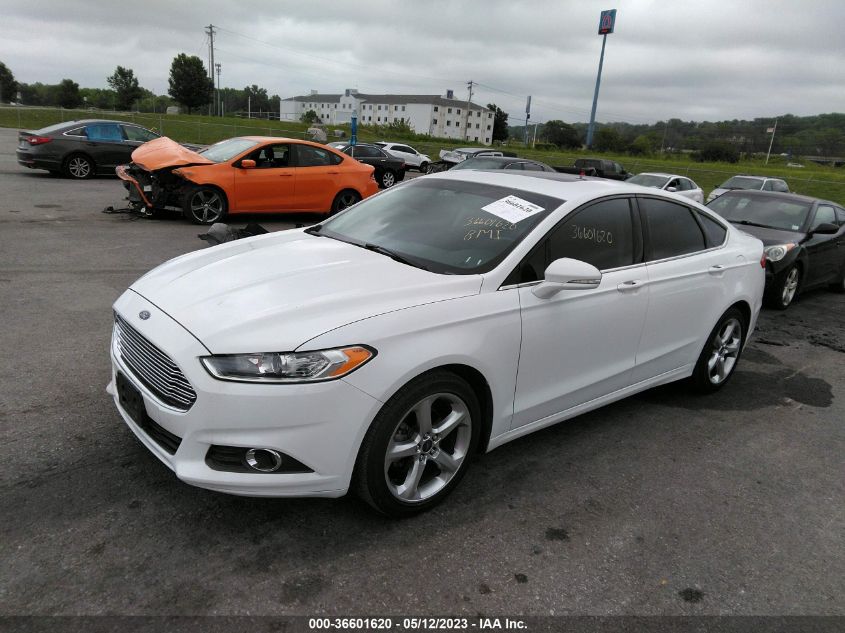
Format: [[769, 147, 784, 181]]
[[113, 313, 197, 411]]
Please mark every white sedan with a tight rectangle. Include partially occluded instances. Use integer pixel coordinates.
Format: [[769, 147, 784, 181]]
[[627, 172, 705, 204], [108, 171, 765, 516]]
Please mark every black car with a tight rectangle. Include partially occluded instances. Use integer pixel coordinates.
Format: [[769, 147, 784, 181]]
[[450, 156, 556, 172], [340, 144, 405, 188], [707, 190, 845, 309], [16, 119, 162, 179]]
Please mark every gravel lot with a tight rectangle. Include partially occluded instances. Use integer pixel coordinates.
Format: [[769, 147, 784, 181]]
[[0, 127, 842, 617]]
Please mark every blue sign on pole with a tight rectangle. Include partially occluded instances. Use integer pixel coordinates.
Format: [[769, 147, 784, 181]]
[[598, 9, 616, 35], [350, 111, 358, 146]]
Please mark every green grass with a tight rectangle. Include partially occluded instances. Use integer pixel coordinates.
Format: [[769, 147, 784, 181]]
[[4, 106, 844, 203]]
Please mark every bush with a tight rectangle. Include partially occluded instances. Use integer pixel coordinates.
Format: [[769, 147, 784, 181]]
[[693, 142, 740, 163]]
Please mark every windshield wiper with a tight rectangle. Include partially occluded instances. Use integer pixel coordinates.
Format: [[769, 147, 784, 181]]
[[363, 243, 428, 271], [731, 219, 779, 230], [304, 224, 322, 236]]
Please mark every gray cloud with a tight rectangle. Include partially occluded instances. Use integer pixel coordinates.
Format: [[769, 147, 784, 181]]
[[0, 0, 842, 124]]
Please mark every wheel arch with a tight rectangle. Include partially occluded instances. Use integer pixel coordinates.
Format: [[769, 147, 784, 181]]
[[726, 299, 752, 343]]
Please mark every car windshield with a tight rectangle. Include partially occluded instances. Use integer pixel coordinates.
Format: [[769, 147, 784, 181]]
[[719, 176, 764, 190], [199, 138, 260, 162], [707, 194, 812, 231], [452, 158, 511, 170], [627, 174, 670, 188], [318, 178, 564, 275]]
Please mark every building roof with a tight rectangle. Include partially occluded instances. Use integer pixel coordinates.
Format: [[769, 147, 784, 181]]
[[283, 92, 490, 111]]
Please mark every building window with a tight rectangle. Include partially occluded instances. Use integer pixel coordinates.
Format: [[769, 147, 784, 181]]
[[474, 136, 478, 141], [446, 120, 451, 126], [401, 106, 406, 111], [447, 107, 452, 113], [488, 113, 493, 118], [433, 118, 438, 124], [377, 117, 381, 122], [457, 109, 461, 115], [475, 123, 480, 129], [487, 125, 491, 130], [433, 106, 439, 112], [476, 111, 481, 117]]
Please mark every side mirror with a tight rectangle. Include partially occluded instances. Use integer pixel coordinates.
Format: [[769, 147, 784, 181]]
[[810, 222, 839, 235], [241, 159, 256, 169], [666, 186, 678, 192], [532, 258, 602, 299]]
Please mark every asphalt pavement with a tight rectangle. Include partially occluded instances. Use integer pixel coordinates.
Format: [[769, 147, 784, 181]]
[[0, 127, 842, 618]]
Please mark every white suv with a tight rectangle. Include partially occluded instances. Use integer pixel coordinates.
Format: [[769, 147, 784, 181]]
[[707, 175, 789, 203], [375, 142, 431, 172]]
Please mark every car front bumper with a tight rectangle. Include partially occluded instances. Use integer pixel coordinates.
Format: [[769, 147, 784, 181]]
[[107, 290, 383, 497]]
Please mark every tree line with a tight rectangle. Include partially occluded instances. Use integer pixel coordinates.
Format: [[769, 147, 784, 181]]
[[0, 57, 280, 116], [511, 114, 845, 160]]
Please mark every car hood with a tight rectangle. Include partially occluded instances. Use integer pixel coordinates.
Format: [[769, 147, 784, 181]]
[[130, 137, 214, 171], [130, 230, 482, 353], [728, 223, 806, 246]]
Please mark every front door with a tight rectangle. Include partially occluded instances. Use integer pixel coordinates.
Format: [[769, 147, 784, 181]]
[[512, 197, 648, 428], [803, 204, 842, 284], [233, 143, 295, 212]]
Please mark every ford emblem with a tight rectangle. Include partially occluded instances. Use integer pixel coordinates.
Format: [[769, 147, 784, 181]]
[[139, 310, 151, 320]]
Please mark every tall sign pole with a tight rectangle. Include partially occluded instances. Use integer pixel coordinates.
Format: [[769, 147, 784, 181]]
[[586, 9, 616, 149], [765, 119, 778, 165], [524, 95, 531, 146]]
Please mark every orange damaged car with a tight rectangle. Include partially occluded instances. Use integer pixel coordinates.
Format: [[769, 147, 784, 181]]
[[116, 136, 379, 224]]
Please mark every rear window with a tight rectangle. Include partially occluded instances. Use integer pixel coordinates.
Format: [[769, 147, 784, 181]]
[[720, 176, 764, 190]]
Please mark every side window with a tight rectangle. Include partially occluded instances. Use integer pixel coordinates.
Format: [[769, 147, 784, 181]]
[[667, 179, 680, 190], [772, 180, 789, 193], [246, 144, 291, 168], [86, 123, 123, 141], [64, 127, 87, 137], [835, 207, 845, 226], [812, 205, 837, 230], [762, 180, 774, 191], [503, 162, 524, 171], [548, 198, 636, 271], [395, 145, 414, 154], [522, 162, 545, 172], [296, 144, 341, 167], [696, 211, 728, 247], [122, 125, 159, 142], [641, 198, 706, 260], [346, 146, 377, 158]]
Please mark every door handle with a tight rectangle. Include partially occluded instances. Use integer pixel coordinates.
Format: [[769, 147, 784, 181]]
[[617, 280, 644, 292], [327, 171, 339, 175], [278, 174, 293, 177], [708, 264, 726, 275]]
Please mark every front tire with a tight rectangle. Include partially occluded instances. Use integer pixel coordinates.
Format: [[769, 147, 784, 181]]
[[182, 187, 227, 225], [765, 264, 800, 309], [691, 307, 745, 393], [64, 154, 94, 179], [418, 161, 429, 173], [354, 371, 480, 517]]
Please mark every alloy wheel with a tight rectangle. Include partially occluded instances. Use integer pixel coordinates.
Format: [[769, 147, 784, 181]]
[[706, 317, 742, 385], [68, 157, 91, 178], [190, 190, 223, 223], [382, 171, 396, 188], [384, 393, 472, 502], [782, 267, 799, 306], [336, 192, 359, 212]]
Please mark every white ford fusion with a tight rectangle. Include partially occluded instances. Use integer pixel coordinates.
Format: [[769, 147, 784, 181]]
[[108, 171, 765, 516]]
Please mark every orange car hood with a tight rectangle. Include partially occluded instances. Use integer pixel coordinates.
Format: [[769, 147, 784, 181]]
[[130, 137, 214, 170]]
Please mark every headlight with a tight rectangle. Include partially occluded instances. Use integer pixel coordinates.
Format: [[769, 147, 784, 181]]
[[764, 243, 797, 262], [201, 346, 375, 383]]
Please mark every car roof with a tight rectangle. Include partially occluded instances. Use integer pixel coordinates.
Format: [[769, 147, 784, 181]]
[[462, 156, 539, 166], [725, 174, 784, 181], [714, 189, 832, 206], [634, 172, 686, 179]]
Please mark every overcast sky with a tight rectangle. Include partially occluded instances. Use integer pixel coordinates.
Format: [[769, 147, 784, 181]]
[[1, 0, 843, 126]]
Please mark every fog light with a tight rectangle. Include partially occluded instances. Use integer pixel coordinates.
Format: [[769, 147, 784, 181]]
[[245, 448, 283, 472]]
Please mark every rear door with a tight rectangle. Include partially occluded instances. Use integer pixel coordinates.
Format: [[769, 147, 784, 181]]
[[512, 196, 648, 427], [803, 204, 842, 284], [632, 196, 731, 382], [293, 143, 345, 211], [232, 143, 296, 212]]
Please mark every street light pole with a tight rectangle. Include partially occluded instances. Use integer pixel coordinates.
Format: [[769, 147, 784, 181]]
[[586, 9, 617, 149]]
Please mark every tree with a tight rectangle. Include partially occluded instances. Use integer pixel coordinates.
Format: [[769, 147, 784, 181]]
[[168, 54, 212, 114], [107, 66, 143, 111], [487, 103, 509, 142], [56, 79, 81, 109], [300, 109, 319, 125], [628, 134, 653, 156], [592, 127, 626, 152], [692, 142, 739, 163], [244, 84, 270, 112], [542, 120, 581, 149], [0, 61, 17, 103]]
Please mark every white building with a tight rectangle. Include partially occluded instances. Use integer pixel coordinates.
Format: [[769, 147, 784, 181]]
[[281, 89, 495, 145]]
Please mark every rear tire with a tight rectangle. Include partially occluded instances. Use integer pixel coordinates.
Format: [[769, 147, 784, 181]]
[[330, 190, 360, 215], [354, 371, 480, 517], [419, 162, 429, 173], [64, 154, 94, 179], [380, 170, 396, 188], [182, 187, 227, 225], [690, 307, 745, 394]]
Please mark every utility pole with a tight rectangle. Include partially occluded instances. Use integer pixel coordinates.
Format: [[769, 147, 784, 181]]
[[464, 80, 474, 141], [524, 96, 531, 146], [586, 9, 617, 149], [206, 24, 216, 116], [215, 63, 222, 116], [765, 119, 778, 165]]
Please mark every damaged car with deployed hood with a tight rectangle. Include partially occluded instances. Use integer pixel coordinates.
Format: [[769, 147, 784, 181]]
[[116, 136, 379, 224], [108, 170, 764, 516]]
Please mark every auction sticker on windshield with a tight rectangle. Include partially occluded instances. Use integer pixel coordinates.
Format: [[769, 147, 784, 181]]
[[481, 195, 545, 223]]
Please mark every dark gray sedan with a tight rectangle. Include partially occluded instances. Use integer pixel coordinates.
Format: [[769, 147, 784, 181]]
[[16, 119, 161, 179], [450, 156, 556, 172]]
